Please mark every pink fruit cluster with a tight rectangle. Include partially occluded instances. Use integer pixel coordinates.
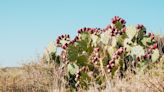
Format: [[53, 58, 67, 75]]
[[148, 32, 155, 41], [78, 27, 102, 35], [105, 16, 126, 36], [60, 50, 68, 63], [136, 24, 145, 30], [70, 36, 80, 45], [90, 48, 100, 64], [136, 24, 147, 35], [75, 67, 87, 87], [140, 43, 158, 60], [112, 16, 126, 26], [150, 43, 158, 50], [56, 34, 80, 49], [56, 34, 70, 49], [107, 47, 125, 72]]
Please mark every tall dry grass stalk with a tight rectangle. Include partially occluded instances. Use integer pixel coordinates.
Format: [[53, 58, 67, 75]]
[[155, 35, 164, 55]]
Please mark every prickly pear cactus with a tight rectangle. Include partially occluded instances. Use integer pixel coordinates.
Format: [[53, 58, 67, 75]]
[[131, 45, 145, 57], [151, 49, 160, 62], [67, 63, 79, 75], [44, 16, 160, 91], [126, 26, 137, 40]]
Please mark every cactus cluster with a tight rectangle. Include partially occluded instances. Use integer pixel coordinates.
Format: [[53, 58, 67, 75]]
[[44, 16, 160, 91], [107, 47, 125, 73], [90, 48, 100, 64]]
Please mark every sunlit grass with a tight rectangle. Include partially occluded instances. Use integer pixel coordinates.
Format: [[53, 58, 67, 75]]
[[0, 56, 163, 92]]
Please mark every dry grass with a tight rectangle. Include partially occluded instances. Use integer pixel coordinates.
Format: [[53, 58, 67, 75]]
[[0, 56, 164, 92], [0, 63, 66, 92], [155, 35, 164, 55]]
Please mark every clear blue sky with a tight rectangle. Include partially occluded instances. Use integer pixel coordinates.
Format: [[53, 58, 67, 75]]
[[0, 0, 164, 67]]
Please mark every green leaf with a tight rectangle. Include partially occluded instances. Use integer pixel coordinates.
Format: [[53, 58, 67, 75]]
[[139, 60, 148, 67], [111, 37, 117, 47], [91, 34, 100, 47], [80, 33, 90, 40], [67, 45, 78, 62], [87, 64, 94, 71], [100, 31, 111, 45], [80, 72, 90, 81], [124, 38, 133, 52], [131, 45, 145, 57], [107, 46, 116, 58], [136, 29, 146, 45], [102, 56, 109, 66], [87, 46, 93, 55], [60, 38, 70, 46], [151, 49, 160, 62], [77, 55, 88, 67], [126, 26, 137, 40], [141, 37, 152, 46], [115, 21, 124, 30], [80, 72, 91, 89], [51, 54, 60, 65], [124, 55, 133, 62], [136, 28, 146, 41], [67, 63, 79, 75], [119, 60, 124, 68], [116, 35, 124, 47], [77, 40, 88, 51]]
